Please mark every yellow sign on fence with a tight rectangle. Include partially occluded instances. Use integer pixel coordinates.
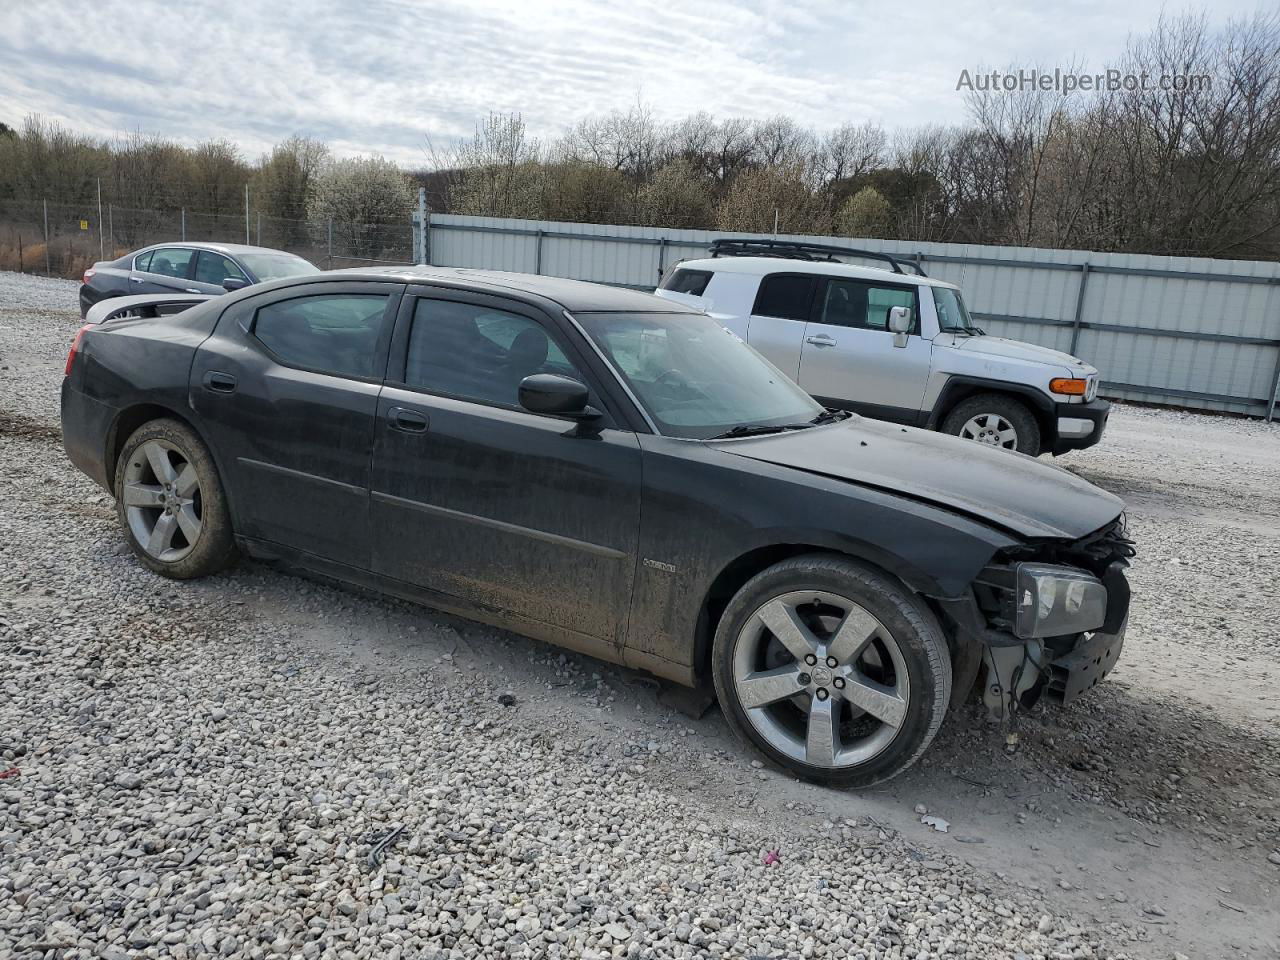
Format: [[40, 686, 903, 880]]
[[79, 219, 89, 231]]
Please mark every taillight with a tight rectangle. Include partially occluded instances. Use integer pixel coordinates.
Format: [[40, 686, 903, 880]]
[[82, 268, 96, 284], [65, 324, 91, 376]]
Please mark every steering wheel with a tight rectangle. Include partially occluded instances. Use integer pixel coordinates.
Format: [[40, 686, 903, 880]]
[[654, 368, 688, 389]]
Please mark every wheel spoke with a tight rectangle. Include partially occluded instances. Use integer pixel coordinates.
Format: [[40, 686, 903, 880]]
[[827, 606, 879, 663], [146, 513, 179, 556], [174, 464, 199, 497], [737, 664, 804, 709], [840, 673, 907, 728], [123, 483, 164, 508], [757, 599, 819, 662], [996, 427, 1017, 447], [144, 443, 176, 485], [805, 695, 840, 766], [175, 504, 201, 544]]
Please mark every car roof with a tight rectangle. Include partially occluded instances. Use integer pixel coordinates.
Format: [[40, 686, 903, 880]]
[[138, 242, 304, 257], [674, 255, 959, 289], [321, 266, 697, 313]]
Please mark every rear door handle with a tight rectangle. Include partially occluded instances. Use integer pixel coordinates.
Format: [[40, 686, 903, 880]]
[[202, 371, 238, 394], [388, 406, 429, 433], [806, 335, 837, 347]]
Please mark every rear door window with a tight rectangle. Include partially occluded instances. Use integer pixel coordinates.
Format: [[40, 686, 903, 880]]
[[132, 251, 153, 272], [252, 294, 392, 380], [660, 268, 713, 296], [752, 274, 816, 321], [147, 248, 195, 279]]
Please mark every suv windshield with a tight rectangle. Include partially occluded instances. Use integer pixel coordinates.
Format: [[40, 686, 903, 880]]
[[238, 252, 321, 281], [933, 286, 981, 334], [574, 311, 823, 440]]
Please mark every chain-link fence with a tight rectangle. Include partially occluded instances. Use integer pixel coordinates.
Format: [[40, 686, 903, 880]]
[[0, 199, 415, 279]]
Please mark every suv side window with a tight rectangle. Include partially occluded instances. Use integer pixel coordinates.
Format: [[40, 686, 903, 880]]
[[406, 299, 583, 409], [820, 279, 918, 333], [194, 251, 247, 285], [253, 294, 391, 379], [147, 247, 195, 279], [660, 268, 713, 296], [752, 274, 816, 321]]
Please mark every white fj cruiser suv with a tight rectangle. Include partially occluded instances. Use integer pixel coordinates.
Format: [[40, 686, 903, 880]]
[[654, 239, 1109, 457]]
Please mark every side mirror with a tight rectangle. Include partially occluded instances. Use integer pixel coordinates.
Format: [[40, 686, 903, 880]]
[[221, 277, 249, 292], [888, 305, 912, 348], [519, 374, 598, 419]]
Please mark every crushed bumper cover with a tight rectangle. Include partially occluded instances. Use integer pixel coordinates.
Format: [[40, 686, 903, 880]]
[[1045, 622, 1127, 705]]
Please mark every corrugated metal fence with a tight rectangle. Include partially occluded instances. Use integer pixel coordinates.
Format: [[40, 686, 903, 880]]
[[422, 214, 1280, 420]]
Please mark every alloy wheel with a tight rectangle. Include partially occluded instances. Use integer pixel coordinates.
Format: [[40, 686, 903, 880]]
[[959, 413, 1019, 449], [122, 440, 203, 562], [731, 590, 909, 769]]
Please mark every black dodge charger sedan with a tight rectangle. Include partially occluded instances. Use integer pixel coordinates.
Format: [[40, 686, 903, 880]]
[[60, 267, 1132, 785], [79, 241, 319, 318]]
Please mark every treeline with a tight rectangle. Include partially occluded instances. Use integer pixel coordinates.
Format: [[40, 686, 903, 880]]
[[2, 10, 1278, 261]]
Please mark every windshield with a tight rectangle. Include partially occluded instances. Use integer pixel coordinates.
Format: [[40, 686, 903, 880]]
[[574, 311, 824, 440], [932, 286, 979, 333], [238, 252, 321, 281]]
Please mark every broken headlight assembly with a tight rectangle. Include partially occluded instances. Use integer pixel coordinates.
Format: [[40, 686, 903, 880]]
[[1011, 563, 1107, 638]]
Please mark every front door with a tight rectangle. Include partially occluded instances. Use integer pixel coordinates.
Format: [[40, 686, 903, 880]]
[[798, 277, 932, 422], [745, 273, 816, 380], [189, 281, 402, 568], [369, 288, 642, 644]]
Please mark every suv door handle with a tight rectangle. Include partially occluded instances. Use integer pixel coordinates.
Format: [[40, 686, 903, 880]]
[[202, 371, 238, 394], [388, 407, 429, 433], [805, 335, 837, 347]]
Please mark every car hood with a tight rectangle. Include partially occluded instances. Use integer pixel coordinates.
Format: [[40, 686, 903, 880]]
[[715, 417, 1122, 540], [944, 334, 1096, 374]]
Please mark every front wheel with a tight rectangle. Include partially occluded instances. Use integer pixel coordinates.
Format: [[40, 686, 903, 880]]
[[941, 392, 1042, 456], [113, 418, 236, 579], [712, 555, 952, 787]]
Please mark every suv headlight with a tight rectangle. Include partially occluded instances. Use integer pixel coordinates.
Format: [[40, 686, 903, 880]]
[[1014, 563, 1107, 638]]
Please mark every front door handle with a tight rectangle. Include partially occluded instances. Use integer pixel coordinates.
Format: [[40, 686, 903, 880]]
[[806, 335, 837, 347], [388, 406, 429, 433], [185, 287, 201, 294], [129, 276, 144, 284], [202, 371, 237, 394]]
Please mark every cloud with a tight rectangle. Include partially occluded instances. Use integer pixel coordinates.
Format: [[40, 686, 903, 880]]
[[0, 0, 1265, 167]]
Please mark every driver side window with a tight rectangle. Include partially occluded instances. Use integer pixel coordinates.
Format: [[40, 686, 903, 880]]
[[405, 299, 583, 408]]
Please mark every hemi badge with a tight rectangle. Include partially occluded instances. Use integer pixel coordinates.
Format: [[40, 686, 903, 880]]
[[643, 558, 676, 574]]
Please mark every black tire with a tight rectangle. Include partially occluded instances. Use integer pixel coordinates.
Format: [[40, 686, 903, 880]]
[[711, 554, 951, 788], [941, 392, 1042, 456], [113, 418, 236, 579]]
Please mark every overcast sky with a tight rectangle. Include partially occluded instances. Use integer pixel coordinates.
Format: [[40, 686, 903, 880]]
[[0, 0, 1264, 167]]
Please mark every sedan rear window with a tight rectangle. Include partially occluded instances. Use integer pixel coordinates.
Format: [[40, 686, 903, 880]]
[[660, 268, 713, 296], [253, 294, 390, 379]]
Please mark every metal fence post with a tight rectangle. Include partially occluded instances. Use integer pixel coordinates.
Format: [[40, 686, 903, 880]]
[[42, 199, 50, 275], [534, 230, 544, 275], [181, 207, 186, 241], [108, 204, 113, 253], [415, 188, 427, 265], [1267, 349, 1280, 422], [657, 235, 667, 280], [96, 179, 104, 261], [327, 219, 334, 268], [257, 211, 262, 246], [1069, 262, 1091, 355], [244, 185, 250, 244]]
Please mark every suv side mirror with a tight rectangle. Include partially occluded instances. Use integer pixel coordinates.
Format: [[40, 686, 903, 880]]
[[888, 306, 912, 348], [519, 374, 598, 418], [222, 277, 250, 291]]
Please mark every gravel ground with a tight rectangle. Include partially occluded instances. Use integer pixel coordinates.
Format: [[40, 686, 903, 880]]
[[1, 270, 1278, 960]]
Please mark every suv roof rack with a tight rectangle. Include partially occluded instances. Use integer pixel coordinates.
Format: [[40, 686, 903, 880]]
[[708, 238, 927, 277]]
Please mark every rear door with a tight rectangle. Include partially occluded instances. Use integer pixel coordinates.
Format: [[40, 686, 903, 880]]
[[189, 281, 402, 568], [745, 273, 816, 380], [797, 277, 932, 421], [134, 246, 200, 295], [368, 286, 642, 644]]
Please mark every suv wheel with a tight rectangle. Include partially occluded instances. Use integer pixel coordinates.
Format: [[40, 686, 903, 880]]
[[942, 393, 1042, 456], [114, 418, 237, 579], [712, 555, 952, 787]]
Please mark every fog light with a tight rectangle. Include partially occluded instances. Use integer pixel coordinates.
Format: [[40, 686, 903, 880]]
[[1015, 563, 1107, 638]]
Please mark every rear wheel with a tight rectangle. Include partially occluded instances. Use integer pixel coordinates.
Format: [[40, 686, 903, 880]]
[[712, 555, 951, 787], [113, 419, 236, 579], [942, 392, 1042, 456]]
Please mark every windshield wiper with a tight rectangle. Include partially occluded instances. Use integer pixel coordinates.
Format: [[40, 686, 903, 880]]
[[811, 408, 852, 425], [708, 422, 814, 440]]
